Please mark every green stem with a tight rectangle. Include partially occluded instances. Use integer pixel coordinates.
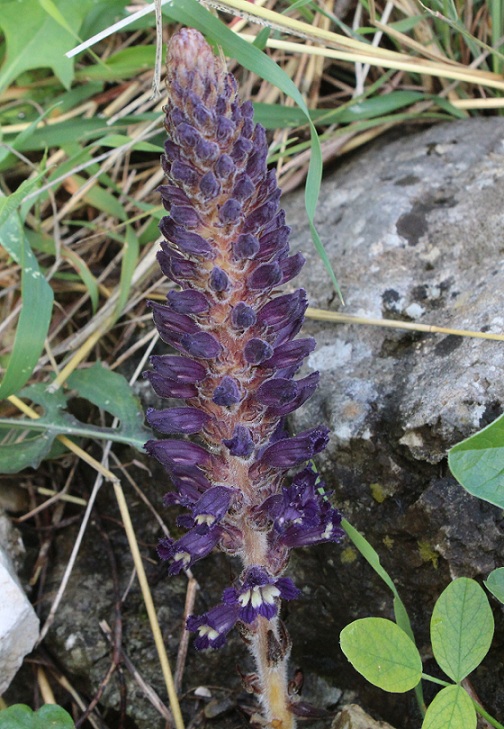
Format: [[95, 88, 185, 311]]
[[421, 673, 450, 688], [472, 700, 504, 729]]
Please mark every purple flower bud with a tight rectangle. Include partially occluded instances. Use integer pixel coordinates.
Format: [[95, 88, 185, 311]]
[[158, 184, 191, 208], [171, 161, 199, 186], [176, 122, 200, 148], [279, 252, 305, 283], [199, 171, 220, 199], [149, 354, 206, 382], [259, 426, 330, 470], [219, 198, 242, 224], [233, 175, 255, 201], [144, 371, 198, 400], [244, 338, 274, 365], [193, 102, 214, 128], [181, 331, 222, 359], [170, 204, 200, 228], [231, 302, 256, 329], [233, 233, 259, 260], [149, 302, 198, 347], [160, 218, 214, 258], [256, 225, 291, 262], [167, 289, 209, 314], [243, 198, 281, 235], [257, 291, 308, 330], [164, 139, 181, 164], [145, 438, 211, 470], [164, 464, 212, 506], [248, 262, 282, 291], [209, 267, 230, 292], [217, 116, 235, 142], [261, 338, 316, 372], [159, 526, 221, 574], [195, 138, 219, 162], [215, 154, 236, 178], [192, 486, 234, 527], [256, 378, 297, 407], [231, 136, 253, 162], [212, 376, 241, 406], [222, 425, 254, 457], [187, 603, 239, 650], [266, 372, 320, 416], [146, 406, 210, 434], [158, 247, 199, 283]]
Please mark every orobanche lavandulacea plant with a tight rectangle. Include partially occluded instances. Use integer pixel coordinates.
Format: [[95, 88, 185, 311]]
[[144, 28, 344, 728]]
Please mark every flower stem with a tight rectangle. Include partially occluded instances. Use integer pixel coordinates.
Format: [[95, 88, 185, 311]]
[[251, 614, 295, 729]]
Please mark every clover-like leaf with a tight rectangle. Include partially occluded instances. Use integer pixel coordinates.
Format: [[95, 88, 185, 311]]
[[422, 685, 476, 729], [431, 578, 494, 682], [0, 703, 75, 729], [340, 618, 422, 693], [485, 568, 504, 604], [448, 413, 504, 509]]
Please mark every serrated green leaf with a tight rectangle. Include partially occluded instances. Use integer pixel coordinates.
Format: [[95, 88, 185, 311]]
[[431, 578, 494, 682], [0, 200, 54, 399], [422, 685, 476, 729], [0, 702, 75, 729], [340, 618, 422, 692], [448, 413, 504, 508], [485, 567, 504, 604]]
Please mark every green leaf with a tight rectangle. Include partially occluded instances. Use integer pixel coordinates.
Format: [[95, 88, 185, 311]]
[[448, 413, 504, 508], [485, 567, 504, 604], [340, 618, 422, 692], [431, 578, 494, 682], [0, 702, 75, 728], [422, 685, 476, 729], [0, 367, 150, 473], [67, 362, 147, 440], [0, 196, 54, 399], [0, 0, 80, 92]]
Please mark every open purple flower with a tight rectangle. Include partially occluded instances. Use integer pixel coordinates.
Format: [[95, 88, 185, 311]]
[[186, 603, 240, 650], [223, 566, 300, 623]]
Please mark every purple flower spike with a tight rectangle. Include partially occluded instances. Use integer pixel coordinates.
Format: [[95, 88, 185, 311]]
[[187, 603, 239, 650], [145, 31, 343, 715]]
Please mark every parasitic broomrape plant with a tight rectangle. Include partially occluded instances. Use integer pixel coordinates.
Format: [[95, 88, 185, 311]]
[[145, 28, 343, 728]]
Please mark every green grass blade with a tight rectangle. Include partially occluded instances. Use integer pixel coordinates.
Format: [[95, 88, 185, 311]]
[[114, 225, 140, 320], [0, 196, 53, 399]]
